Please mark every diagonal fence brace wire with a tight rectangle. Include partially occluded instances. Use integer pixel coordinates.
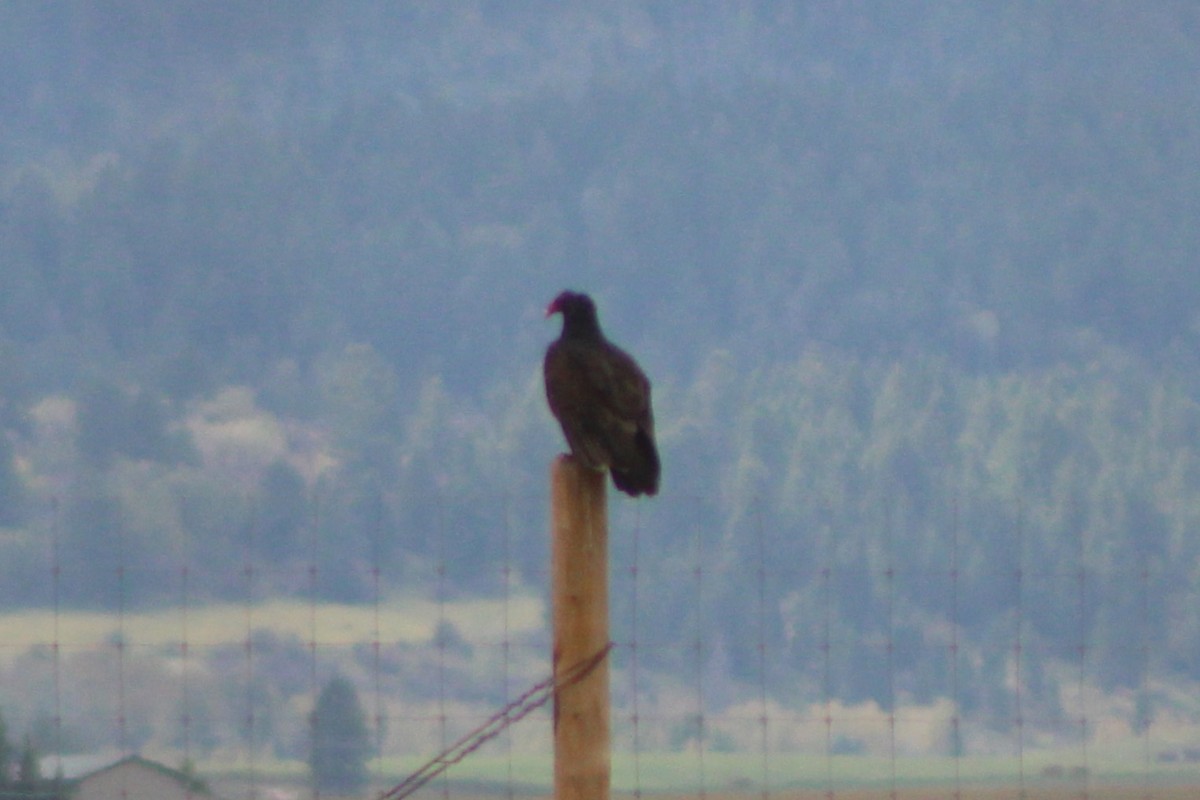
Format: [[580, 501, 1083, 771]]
[[378, 642, 613, 800]]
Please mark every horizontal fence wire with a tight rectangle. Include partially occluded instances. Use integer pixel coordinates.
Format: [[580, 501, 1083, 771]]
[[0, 491, 1191, 800]]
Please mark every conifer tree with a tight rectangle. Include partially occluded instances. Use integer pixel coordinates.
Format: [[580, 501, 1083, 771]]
[[309, 676, 372, 795]]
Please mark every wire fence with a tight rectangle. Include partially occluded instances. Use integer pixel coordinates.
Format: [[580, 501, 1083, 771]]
[[0, 489, 1196, 800]]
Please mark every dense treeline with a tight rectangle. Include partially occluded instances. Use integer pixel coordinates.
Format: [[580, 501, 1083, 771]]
[[668, 349, 1200, 706], [1, 2, 1199, 742]]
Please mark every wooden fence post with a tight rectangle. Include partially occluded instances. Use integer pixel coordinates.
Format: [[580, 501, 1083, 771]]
[[550, 455, 610, 800]]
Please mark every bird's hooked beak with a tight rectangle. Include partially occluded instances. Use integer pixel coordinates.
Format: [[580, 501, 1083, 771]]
[[545, 297, 562, 318]]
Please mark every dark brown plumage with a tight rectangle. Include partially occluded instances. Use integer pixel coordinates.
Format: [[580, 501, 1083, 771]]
[[544, 291, 660, 497]]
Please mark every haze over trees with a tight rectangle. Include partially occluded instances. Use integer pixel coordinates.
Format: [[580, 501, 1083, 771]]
[[1, 2, 1200, 757]]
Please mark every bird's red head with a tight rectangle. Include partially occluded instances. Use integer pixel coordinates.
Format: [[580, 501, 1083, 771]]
[[545, 290, 592, 318], [546, 291, 601, 339]]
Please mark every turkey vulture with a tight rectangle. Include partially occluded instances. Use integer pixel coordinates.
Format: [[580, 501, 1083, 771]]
[[544, 291, 660, 497]]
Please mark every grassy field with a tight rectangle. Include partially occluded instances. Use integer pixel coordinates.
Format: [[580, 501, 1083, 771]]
[[0, 594, 543, 654], [300, 791, 1200, 800], [633, 790, 1200, 799], [207, 753, 1200, 800], [353, 751, 1200, 793], [214, 779, 1200, 800]]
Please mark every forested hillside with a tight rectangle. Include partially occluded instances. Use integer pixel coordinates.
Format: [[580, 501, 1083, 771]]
[[2, 2, 1200, 752]]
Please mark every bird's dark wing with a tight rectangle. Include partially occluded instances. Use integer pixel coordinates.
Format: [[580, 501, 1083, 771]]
[[544, 337, 659, 495]]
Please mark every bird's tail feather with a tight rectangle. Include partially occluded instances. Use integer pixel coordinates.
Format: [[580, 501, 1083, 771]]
[[612, 431, 659, 497]]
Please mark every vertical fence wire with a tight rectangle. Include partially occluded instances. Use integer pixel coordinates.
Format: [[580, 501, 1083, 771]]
[[308, 493, 322, 800], [179, 528, 193, 799], [1014, 502, 1027, 800], [884, 517, 897, 800], [436, 497, 450, 800], [115, 515, 128, 761], [371, 492, 386, 789], [501, 490, 515, 800], [115, 515, 130, 800], [1076, 515, 1091, 800], [243, 502, 259, 800], [753, 503, 770, 800], [820, 560, 834, 800], [1140, 556, 1153, 800], [629, 505, 643, 800], [949, 496, 962, 800], [692, 522, 708, 800], [50, 495, 64, 798]]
